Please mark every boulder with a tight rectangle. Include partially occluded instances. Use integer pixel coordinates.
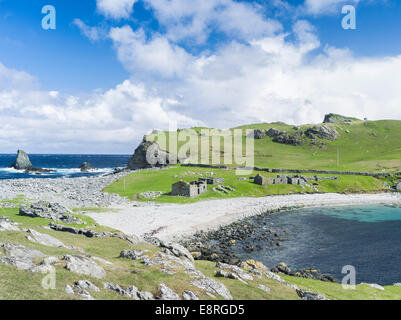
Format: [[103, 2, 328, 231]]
[[127, 136, 178, 170], [63, 255, 106, 279], [305, 125, 339, 141], [79, 162, 94, 172], [296, 289, 329, 300], [0, 217, 20, 231], [396, 182, 401, 192], [0, 243, 45, 271], [19, 201, 83, 224], [26, 229, 66, 248], [157, 283, 181, 300], [10, 150, 32, 170], [183, 290, 199, 300], [158, 241, 194, 262], [191, 277, 233, 300]]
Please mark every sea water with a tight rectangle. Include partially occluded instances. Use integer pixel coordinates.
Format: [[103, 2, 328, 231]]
[[231, 205, 401, 285], [0, 154, 130, 179]]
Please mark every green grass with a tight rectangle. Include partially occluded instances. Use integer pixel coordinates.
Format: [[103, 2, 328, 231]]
[[104, 165, 388, 204], [148, 119, 401, 173], [2, 207, 401, 300]]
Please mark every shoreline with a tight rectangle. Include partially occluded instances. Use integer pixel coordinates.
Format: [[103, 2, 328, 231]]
[[87, 192, 401, 241]]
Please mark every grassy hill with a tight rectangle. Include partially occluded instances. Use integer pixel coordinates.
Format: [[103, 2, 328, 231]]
[[105, 115, 401, 204], [146, 116, 401, 173]]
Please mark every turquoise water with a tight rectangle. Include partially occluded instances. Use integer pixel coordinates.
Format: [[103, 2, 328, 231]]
[[232, 205, 401, 285]]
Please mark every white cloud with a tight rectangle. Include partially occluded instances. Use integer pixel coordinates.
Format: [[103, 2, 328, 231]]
[[72, 19, 107, 42], [143, 0, 282, 44], [96, 0, 138, 19], [304, 0, 361, 14], [108, 19, 401, 130], [0, 63, 201, 153]]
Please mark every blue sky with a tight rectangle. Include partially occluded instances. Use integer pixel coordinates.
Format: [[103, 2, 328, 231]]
[[0, 0, 401, 153]]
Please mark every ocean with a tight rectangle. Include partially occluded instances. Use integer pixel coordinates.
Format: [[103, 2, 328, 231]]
[[229, 205, 401, 285], [0, 154, 131, 179]]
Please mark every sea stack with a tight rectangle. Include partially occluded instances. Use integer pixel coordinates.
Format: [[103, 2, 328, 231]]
[[79, 162, 94, 172], [127, 136, 178, 170], [11, 150, 33, 170]]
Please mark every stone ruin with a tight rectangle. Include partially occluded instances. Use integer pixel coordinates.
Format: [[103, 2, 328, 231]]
[[171, 180, 207, 198], [253, 174, 338, 186], [198, 177, 225, 185]]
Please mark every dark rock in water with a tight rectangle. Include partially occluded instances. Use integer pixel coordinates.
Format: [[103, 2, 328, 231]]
[[19, 201, 83, 224], [11, 150, 32, 170], [305, 125, 339, 141], [127, 136, 179, 170], [79, 162, 94, 172], [10, 149, 55, 173]]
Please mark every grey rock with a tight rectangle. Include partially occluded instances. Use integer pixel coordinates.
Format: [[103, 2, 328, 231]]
[[183, 290, 199, 300], [26, 229, 66, 248], [216, 262, 254, 281], [0, 217, 20, 231], [296, 289, 329, 300], [128, 136, 178, 170], [65, 285, 75, 295], [10, 150, 32, 170], [323, 113, 356, 124], [305, 125, 339, 141], [137, 291, 155, 300], [119, 249, 148, 260], [396, 183, 401, 192], [19, 201, 83, 224], [258, 284, 271, 293], [159, 241, 194, 262], [157, 283, 181, 300], [41, 256, 59, 266], [191, 277, 233, 300], [0, 243, 45, 270], [63, 255, 106, 279], [75, 280, 100, 292], [79, 162, 94, 172]]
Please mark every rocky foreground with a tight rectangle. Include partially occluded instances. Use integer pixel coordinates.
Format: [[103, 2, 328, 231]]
[[0, 171, 131, 208]]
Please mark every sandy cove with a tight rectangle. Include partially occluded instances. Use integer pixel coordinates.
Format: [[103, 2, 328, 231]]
[[87, 192, 401, 241]]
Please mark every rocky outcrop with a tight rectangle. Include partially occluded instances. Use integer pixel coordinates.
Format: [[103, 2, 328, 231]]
[[127, 136, 178, 170], [10, 150, 32, 170], [271, 262, 336, 282], [323, 113, 356, 124], [191, 277, 233, 300], [63, 255, 106, 279], [19, 201, 83, 224], [0, 243, 45, 271], [305, 125, 339, 141], [0, 217, 20, 231], [296, 289, 329, 300], [10, 150, 55, 173], [396, 182, 401, 192], [26, 229, 66, 248], [157, 283, 181, 300], [79, 162, 94, 172]]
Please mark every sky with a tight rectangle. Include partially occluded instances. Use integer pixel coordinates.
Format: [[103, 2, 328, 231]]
[[0, 0, 401, 154]]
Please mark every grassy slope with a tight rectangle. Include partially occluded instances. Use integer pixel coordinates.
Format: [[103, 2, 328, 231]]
[[104, 165, 387, 204], [151, 119, 401, 172], [1, 207, 401, 300]]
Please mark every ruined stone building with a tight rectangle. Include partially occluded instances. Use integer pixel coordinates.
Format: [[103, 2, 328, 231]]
[[171, 180, 207, 198]]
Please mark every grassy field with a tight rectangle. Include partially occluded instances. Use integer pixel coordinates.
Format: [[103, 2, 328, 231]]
[[147, 118, 401, 173], [104, 165, 389, 204], [1, 207, 401, 300]]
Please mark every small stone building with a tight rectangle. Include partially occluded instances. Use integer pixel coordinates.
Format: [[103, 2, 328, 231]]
[[199, 177, 225, 185], [254, 174, 274, 185], [171, 180, 207, 198]]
